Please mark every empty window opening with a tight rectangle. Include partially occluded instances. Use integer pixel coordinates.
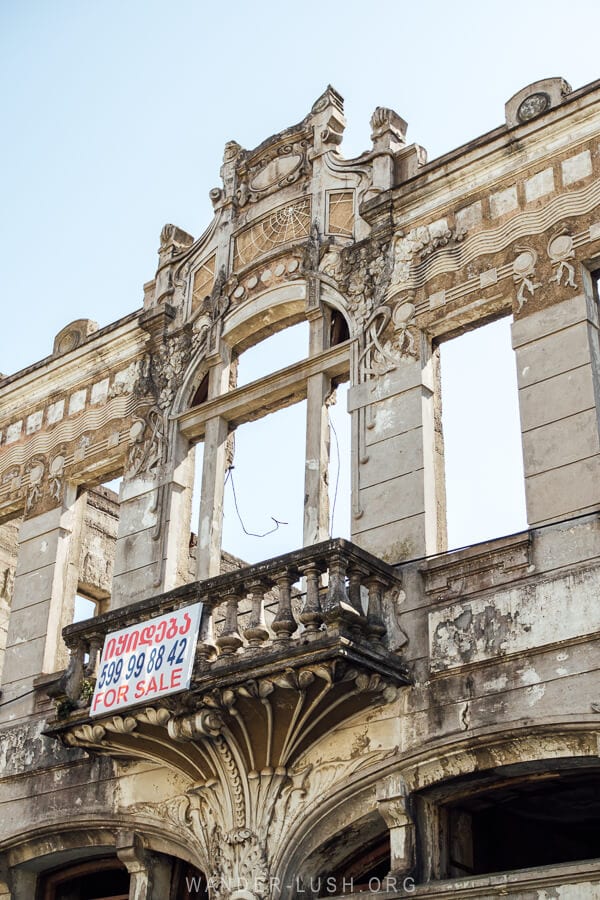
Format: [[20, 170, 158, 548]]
[[327, 381, 351, 539], [443, 770, 600, 877], [77, 479, 121, 617], [39, 857, 129, 900], [236, 320, 309, 387], [73, 593, 97, 624], [439, 317, 527, 549], [316, 827, 391, 896], [222, 401, 307, 563], [101, 475, 122, 496]]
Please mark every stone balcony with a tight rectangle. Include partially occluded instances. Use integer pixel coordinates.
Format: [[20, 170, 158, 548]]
[[45, 539, 410, 771]]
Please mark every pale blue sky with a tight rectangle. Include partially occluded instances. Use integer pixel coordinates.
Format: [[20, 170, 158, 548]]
[[1, 0, 597, 558]]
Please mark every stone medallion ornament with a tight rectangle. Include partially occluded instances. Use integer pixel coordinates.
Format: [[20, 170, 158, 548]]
[[517, 92, 551, 123]]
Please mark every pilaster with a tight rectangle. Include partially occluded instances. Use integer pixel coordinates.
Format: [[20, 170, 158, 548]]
[[197, 356, 234, 579], [512, 287, 600, 526], [1, 485, 84, 721], [349, 333, 445, 563]]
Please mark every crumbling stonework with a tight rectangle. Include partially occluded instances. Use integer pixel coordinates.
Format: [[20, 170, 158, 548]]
[[1, 77, 600, 898]]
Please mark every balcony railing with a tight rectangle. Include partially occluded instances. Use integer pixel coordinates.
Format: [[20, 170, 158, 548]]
[[52, 538, 409, 713]]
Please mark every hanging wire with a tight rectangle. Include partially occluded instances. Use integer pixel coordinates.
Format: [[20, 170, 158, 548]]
[[0, 686, 36, 708], [225, 466, 288, 538], [328, 411, 341, 537]]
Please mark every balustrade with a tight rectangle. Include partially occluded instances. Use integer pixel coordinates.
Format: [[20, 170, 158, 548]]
[[58, 539, 403, 709]]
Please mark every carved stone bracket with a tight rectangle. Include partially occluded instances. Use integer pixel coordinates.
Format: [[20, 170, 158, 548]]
[[53, 651, 405, 895]]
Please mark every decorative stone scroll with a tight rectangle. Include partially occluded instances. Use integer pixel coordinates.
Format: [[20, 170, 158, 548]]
[[358, 299, 417, 382]]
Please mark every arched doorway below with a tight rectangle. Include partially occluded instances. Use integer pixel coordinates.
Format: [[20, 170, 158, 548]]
[[39, 857, 129, 900]]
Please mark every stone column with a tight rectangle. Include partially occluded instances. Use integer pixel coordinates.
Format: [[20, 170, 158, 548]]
[[348, 334, 446, 563], [197, 357, 233, 580], [0, 485, 85, 721], [376, 776, 415, 876], [512, 287, 600, 526], [117, 832, 172, 900], [303, 313, 331, 546]]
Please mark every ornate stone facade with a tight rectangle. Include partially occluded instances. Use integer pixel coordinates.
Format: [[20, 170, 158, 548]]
[[1, 78, 600, 899]]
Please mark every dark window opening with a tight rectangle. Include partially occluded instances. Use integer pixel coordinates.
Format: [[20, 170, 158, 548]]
[[191, 372, 209, 407], [330, 309, 350, 346], [170, 860, 208, 899], [39, 857, 129, 900], [444, 771, 600, 877], [320, 833, 390, 896]]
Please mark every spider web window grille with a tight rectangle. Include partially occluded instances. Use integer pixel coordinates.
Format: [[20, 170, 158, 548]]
[[234, 198, 311, 269]]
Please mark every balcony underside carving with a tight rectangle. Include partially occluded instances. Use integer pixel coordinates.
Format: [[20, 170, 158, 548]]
[[44, 539, 409, 897]]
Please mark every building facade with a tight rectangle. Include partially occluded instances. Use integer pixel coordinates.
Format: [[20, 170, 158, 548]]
[[1, 76, 600, 898]]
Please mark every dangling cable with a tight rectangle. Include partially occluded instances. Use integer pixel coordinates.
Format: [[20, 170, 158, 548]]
[[225, 465, 288, 538], [328, 412, 341, 537]]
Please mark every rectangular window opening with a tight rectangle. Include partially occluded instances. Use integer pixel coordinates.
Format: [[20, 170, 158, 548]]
[[222, 401, 307, 564], [77, 477, 121, 617], [73, 592, 98, 624], [439, 316, 527, 550]]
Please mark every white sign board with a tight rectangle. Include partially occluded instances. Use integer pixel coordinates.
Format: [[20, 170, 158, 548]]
[[90, 603, 202, 717]]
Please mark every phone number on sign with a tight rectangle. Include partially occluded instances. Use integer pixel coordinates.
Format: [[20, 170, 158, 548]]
[[96, 637, 189, 690]]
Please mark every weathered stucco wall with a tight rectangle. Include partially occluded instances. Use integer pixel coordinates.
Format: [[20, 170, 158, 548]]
[[1, 77, 600, 899]]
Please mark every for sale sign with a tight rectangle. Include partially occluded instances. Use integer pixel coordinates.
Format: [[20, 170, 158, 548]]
[[90, 603, 202, 717]]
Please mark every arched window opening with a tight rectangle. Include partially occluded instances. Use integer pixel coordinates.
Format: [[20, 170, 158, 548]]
[[439, 316, 527, 549], [39, 857, 129, 900], [236, 320, 309, 387], [419, 764, 600, 880], [38, 855, 208, 900], [318, 832, 391, 896], [330, 308, 350, 346]]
